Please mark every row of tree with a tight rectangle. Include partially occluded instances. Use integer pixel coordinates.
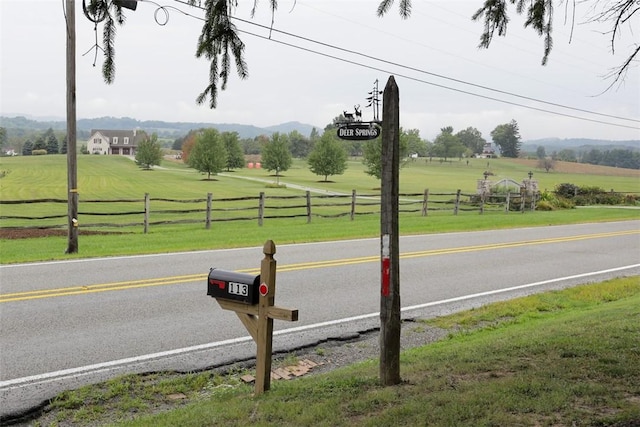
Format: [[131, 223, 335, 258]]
[[536, 146, 640, 170], [15, 128, 69, 155], [169, 119, 524, 182]]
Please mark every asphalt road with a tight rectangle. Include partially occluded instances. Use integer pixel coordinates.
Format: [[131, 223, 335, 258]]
[[1, 220, 639, 419]]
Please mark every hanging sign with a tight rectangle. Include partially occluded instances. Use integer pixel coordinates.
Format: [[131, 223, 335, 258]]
[[337, 123, 381, 141]]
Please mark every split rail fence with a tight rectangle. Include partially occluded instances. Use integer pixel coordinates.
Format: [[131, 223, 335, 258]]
[[1, 189, 540, 233]]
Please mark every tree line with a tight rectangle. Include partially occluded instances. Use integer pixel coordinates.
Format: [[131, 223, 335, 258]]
[[163, 118, 525, 182], [535, 145, 640, 171]]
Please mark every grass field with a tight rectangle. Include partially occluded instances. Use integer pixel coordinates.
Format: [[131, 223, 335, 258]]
[[1, 154, 639, 264]]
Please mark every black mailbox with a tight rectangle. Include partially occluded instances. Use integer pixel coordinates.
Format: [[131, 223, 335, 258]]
[[207, 268, 260, 305]]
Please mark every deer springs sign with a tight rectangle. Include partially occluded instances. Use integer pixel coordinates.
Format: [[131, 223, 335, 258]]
[[337, 123, 381, 141]]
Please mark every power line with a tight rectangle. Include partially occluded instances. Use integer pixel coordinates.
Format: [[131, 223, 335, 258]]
[[163, 0, 638, 130]]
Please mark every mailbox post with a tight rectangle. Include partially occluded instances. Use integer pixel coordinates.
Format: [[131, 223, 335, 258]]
[[207, 240, 298, 395]]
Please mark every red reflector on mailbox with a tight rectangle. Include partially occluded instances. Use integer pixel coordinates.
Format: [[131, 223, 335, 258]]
[[207, 268, 260, 305]]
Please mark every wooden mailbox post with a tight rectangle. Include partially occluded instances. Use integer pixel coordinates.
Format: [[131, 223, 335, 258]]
[[208, 240, 298, 395]]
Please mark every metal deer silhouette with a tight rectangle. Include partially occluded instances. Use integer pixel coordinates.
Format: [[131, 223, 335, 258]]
[[354, 105, 362, 121]]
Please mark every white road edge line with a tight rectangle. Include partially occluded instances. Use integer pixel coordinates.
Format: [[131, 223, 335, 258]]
[[2, 264, 638, 390]]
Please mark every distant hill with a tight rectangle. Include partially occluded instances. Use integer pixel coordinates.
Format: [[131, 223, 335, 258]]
[[522, 138, 640, 153], [0, 115, 321, 140]]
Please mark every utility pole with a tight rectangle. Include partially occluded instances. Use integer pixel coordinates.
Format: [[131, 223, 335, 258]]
[[65, 0, 79, 254], [379, 76, 400, 385]]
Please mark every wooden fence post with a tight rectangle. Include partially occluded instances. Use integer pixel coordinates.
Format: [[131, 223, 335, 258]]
[[422, 189, 429, 216], [350, 189, 356, 220], [506, 192, 511, 212], [306, 191, 311, 223], [206, 192, 212, 230], [258, 192, 265, 226], [144, 193, 150, 234], [454, 189, 461, 215]]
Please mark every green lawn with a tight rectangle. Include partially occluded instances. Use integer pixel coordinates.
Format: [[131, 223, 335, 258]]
[[1, 155, 638, 264]]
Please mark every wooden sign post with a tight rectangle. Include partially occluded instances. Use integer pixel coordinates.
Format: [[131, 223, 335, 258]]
[[213, 240, 298, 395]]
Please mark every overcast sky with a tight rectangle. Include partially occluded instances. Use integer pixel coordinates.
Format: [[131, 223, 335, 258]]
[[1, 0, 639, 142]]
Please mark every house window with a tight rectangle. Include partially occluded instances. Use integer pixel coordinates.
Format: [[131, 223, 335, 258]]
[[113, 137, 118, 144], [124, 137, 129, 145], [93, 138, 100, 145]]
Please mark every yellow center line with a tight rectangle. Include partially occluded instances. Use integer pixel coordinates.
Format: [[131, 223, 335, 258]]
[[1, 229, 637, 303]]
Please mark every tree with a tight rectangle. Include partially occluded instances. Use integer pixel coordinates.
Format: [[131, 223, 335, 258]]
[[401, 128, 427, 157], [261, 132, 292, 176], [33, 135, 46, 151], [187, 128, 227, 179], [180, 130, 200, 163], [60, 135, 68, 155], [307, 130, 347, 181], [432, 126, 465, 161], [491, 120, 521, 158], [222, 131, 245, 171], [44, 128, 59, 154], [135, 133, 163, 169], [537, 156, 555, 172], [0, 127, 7, 152], [377, 0, 638, 87], [241, 136, 262, 155], [554, 149, 577, 162], [172, 135, 186, 151], [22, 140, 33, 156], [289, 130, 313, 159], [536, 146, 546, 159], [456, 127, 486, 156], [362, 129, 408, 179]]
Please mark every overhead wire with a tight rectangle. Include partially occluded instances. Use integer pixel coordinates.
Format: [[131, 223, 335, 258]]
[[159, 0, 639, 131]]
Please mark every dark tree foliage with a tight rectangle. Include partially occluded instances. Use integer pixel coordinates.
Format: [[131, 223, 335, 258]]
[[33, 136, 46, 151], [86, 0, 636, 110], [491, 120, 521, 158], [44, 128, 59, 154], [307, 130, 347, 181], [289, 130, 313, 159], [582, 149, 640, 169], [135, 133, 163, 169], [221, 131, 245, 171], [378, 0, 638, 87], [60, 136, 68, 155], [187, 128, 227, 179], [456, 127, 486, 155], [261, 132, 292, 175], [22, 140, 34, 155]]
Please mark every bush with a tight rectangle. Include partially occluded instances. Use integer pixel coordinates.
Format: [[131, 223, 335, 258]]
[[535, 200, 556, 211], [31, 149, 47, 156], [554, 183, 579, 199], [554, 183, 631, 206]]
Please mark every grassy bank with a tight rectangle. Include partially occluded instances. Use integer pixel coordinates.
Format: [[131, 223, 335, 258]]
[[2, 208, 639, 264], [27, 277, 639, 427]]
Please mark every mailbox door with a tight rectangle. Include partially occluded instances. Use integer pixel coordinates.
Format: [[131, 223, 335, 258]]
[[207, 268, 259, 304]]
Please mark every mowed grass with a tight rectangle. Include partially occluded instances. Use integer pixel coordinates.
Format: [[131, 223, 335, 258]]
[[31, 277, 640, 427], [1, 154, 639, 264]]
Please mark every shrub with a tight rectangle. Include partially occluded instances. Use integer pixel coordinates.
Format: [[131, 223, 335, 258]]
[[31, 149, 47, 156], [535, 200, 556, 211], [554, 183, 579, 199]]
